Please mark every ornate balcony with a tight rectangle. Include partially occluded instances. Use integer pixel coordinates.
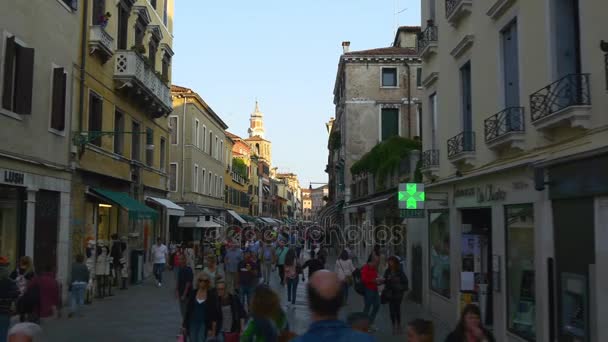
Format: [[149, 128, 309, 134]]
[[447, 131, 475, 165], [114, 50, 172, 118], [89, 26, 113, 62], [530, 73, 591, 131], [421, 149, 439, 172], [446, 0, 472, 25], [484, 107, 525, 150], [417, 25, 438, 59]]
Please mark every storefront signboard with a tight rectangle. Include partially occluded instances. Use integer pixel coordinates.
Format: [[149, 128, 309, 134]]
[[0, 168, 30, 187], [454, 184, 508, 206]]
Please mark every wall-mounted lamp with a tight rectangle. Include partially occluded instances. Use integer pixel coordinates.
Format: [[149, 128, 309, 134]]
[[99, 203, 112, 208]]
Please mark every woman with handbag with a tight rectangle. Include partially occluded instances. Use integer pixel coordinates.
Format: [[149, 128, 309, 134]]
[[335, 249, 355, 304], [382, 256, 409, 335]]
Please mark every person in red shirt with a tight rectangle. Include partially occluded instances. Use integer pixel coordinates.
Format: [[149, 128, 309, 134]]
[[360, 255, 383, 330], [28, 264, 60, 320]]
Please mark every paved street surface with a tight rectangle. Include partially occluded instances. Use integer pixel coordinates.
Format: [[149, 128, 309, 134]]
[[42, 258, 449, 341]]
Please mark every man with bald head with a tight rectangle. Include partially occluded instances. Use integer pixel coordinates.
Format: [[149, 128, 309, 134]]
[[293, 270, 375, 342]]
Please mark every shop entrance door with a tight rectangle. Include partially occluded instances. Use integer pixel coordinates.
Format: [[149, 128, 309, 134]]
[[460, 208, 493, 327], [34, 190, 59, 273], [553, 198, 594, 342]]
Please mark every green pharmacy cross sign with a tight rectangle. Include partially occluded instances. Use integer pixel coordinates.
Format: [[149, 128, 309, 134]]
[[398, 183, 425, 210]]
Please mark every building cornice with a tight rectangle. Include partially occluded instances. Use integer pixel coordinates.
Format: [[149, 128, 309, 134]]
[[450, 35, 475, 59]]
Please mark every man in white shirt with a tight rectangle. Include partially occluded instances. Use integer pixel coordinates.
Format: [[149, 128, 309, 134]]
[[151, 238, 168, 287]]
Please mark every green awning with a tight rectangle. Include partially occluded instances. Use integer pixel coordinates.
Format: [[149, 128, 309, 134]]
[[92, 188, 158, 221]]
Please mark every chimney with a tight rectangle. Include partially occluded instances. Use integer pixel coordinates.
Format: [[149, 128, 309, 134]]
[[342, 41, 351, 54]]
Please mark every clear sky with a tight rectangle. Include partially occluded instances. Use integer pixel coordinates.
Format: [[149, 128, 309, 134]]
[[172, 0, 421, 188]]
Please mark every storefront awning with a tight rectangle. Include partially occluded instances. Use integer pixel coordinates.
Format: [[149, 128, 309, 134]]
[[146, 197, 185, 217], [261, 217, 280, 226], [343, 194, 393, 210], [178, 216, 221, 228], [226, 210, 246, 224], [91, 188, 157, 220]]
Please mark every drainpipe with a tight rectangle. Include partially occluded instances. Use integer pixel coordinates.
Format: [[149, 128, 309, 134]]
[[181, 96, 186, 200], [78, 0, 89, 138], [405, 61, 412, 137]]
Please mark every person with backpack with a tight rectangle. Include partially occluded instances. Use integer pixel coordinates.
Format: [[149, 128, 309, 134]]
[[240, 285, 293, 342], [382, 256, 409, 335], [283, 248, 299, 309], [259, 242, 276, 286]]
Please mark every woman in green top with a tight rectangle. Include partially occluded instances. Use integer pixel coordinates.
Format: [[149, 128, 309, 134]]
[[240, 285, 291, 342]]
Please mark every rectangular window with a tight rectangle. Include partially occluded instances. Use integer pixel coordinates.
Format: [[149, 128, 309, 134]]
[[502, 19, 520, 107], [61, 0, 78, 10], [135, 18, 146, 46], [150, 0, 157, 9], [88, 92, 103, 146], [194, 119, 200, 147], [117, 4, 129, 50], [148, 39, 158, 69], [162, 54, 170, 81], [163, 0, 168, 26], [145, 128, 154, 166], [430, 93, 437, 149], [460, 62, 473, 150], [220, 140, 224, 162], [381, 68, 398, 87], [208, 173, 213, 196], [114, 110, 124, 154], [202, 126, 207, 152], [505, 204, 536, 340], [169, 116, 178, 144], [2, 36, 35, 114], [159, 137, 166, 171], [429, 210, 450, 298], [381, 108, 399, 141], [92, 0, 105, 25], [209, 131, 213, 156], [50, 67, 67, 131], [215, 136, 219, 159], [416, 67, 423, 88], [169, 163, 178, 192], [131, 121, 141, 161], [193, 165, 199, 192], [202, 169, 206, 194], [213, 174, 217, 197]]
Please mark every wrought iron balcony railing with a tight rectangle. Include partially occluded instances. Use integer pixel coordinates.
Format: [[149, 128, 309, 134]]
[[417, 25, 438, 54], [484, 107, 525, 142], [447, 131, 475, 158], [529, 73, 591, 123], [422, 149, 439, 169]]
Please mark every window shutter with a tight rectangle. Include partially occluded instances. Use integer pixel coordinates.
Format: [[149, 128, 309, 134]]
[[2, 36, 16, 110], [15, 45, 35, 115], [381, 109, 399, 141], [51, 68, 66, 131]]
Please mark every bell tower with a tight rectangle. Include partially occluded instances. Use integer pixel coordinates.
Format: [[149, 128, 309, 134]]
[[248, 101, 265, 139]]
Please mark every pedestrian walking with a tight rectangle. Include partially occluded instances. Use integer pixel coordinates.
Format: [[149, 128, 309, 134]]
[[335, 249, 355, 304], [382, 256, 409, 335], [212, 280, 247, 342], [259, 242, 276, 285], [301, 250, 325, 281], [240, 285, 292, 342], [223, 243, 243, 294], [238, 251, 258, 309], [292, 270, 374, 342], [407, 319, 434, 342], [151, 238, 168, 287], [110, 234, 126, 288], [0, 256, 19, 340], [445, 304, 495, 342], [275, 242, 289, 286], [10, 256, 35, 298], [182, 273, 217, 342], [185, 242, 196, 270], [176, 256, 193, 318], [360, 255, 382, 330], [173, 245, 184, 281], [283, 248, 299, 309], [28, 264, 60, 321], [202, 254, 223, 289], [68, 254, 89, 318]]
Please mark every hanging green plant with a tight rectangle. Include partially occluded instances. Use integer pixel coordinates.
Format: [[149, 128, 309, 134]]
[[351, 136, 421, 179], [232, 157, 248, 181]]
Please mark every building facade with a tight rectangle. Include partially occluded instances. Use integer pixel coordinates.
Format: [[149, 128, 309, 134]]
[[169, 85, 228, 240], [302, 188, 313, 221], [70, 0, 177, 279], [0, 0, 79, 284], [311, 185, 329, 221], [224, 132, 250, 218], [409, 1, 608, 341]]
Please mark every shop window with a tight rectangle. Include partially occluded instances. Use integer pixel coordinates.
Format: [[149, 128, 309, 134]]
[[429, 210, 450, 298], [505, 204, 536, 340]]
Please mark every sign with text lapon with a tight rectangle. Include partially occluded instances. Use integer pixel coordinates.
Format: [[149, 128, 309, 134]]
[[398, 183, 425, 209]]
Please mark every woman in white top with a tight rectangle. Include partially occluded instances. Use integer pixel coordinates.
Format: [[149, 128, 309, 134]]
[[335, 249, 356, 303], [201, 254, 223, 289]]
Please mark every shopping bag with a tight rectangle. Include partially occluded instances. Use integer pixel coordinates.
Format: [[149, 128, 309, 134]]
[[176, 334, 185, 342]]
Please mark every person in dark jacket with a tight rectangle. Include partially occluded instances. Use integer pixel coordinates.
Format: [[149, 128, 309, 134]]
[[182, 273, 220, 342], [68, 254, 89, 318], [301, 250, 325, 280], [445, 304, 495, 342], [212, 279, 246, 340], [0, 256, 20, 340], [383, 256, 409, 335]]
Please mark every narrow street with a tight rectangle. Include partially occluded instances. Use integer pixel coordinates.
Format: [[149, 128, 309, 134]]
[[42, 256, 449, 341]]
